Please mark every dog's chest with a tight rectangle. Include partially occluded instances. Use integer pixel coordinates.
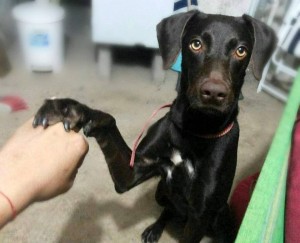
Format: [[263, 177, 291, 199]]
[[167, 149, 195, 180]]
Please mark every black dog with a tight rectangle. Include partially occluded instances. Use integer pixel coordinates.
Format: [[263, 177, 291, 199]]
[[33, 11, 276, 243]]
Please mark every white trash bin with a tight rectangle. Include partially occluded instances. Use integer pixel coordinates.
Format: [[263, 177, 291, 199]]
[[13, 1, 65, 72]]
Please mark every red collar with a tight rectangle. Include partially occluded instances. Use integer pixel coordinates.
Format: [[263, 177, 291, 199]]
[[193, 121, 235, 139], [129, 103, 234, 167]]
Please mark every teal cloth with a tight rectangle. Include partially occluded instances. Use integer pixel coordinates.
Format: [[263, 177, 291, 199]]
[[171, 53, 182, 72]]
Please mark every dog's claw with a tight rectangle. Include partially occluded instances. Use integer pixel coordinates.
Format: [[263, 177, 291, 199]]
[[42, 118, 48, 128], [64, 120, 70, 132], [32, 117, 38, 128]]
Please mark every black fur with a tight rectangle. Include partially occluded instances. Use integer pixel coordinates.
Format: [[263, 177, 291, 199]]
[[33, 11, 276, 243]]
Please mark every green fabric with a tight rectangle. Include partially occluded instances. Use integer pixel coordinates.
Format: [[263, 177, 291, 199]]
[[235, 70, 300, 243]]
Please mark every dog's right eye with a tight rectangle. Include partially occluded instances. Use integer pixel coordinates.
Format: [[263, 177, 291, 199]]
[[234, 46, 248, 60], [189, 39, 202, 52]]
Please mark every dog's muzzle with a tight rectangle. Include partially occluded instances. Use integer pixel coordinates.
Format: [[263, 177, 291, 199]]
[[199, 79, 229, 107]]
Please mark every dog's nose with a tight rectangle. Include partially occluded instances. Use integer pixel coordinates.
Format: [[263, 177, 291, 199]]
[[200, 81, 228, 104]]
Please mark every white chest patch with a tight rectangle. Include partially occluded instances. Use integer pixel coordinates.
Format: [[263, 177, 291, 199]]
[[170, 149, 183, 165], [168, 149, 195, 180]]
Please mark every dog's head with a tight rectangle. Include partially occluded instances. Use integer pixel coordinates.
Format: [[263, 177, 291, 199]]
[[157, 11, 277, 114]]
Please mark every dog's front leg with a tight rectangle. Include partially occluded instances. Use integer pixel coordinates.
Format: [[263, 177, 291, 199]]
[[34, 98, 161, 193], [83, 113, 163, 193], [180, 203, 235, 243], [180, 214, 207, 243]]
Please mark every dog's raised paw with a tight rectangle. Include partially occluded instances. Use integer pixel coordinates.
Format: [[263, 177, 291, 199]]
[[33, 98, 86, 132], [33, 100, 62, 128]]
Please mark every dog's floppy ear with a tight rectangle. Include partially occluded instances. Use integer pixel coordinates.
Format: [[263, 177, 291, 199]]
[[156, 10, 200, 70], [242, 14, 277, 80]]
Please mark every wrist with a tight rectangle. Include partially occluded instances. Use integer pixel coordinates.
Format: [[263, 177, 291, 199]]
[[0, 192, 15, 228], [0, 156, 38, 217], [0, 191, 16, 218], [0, 172, 38, 214]]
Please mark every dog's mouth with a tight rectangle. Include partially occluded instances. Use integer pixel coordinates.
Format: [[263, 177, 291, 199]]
[[188, 96, 232, 114]]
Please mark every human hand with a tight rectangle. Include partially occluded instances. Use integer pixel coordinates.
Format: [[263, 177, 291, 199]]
[[0, 118, 89, 222]]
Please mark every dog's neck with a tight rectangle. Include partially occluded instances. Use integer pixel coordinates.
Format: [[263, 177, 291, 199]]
[[170, 94, 239, 136]]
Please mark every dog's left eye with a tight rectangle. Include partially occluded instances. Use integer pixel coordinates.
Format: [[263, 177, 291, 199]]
[[189, 39, 202, 52], [235, 46, 248, 59]]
